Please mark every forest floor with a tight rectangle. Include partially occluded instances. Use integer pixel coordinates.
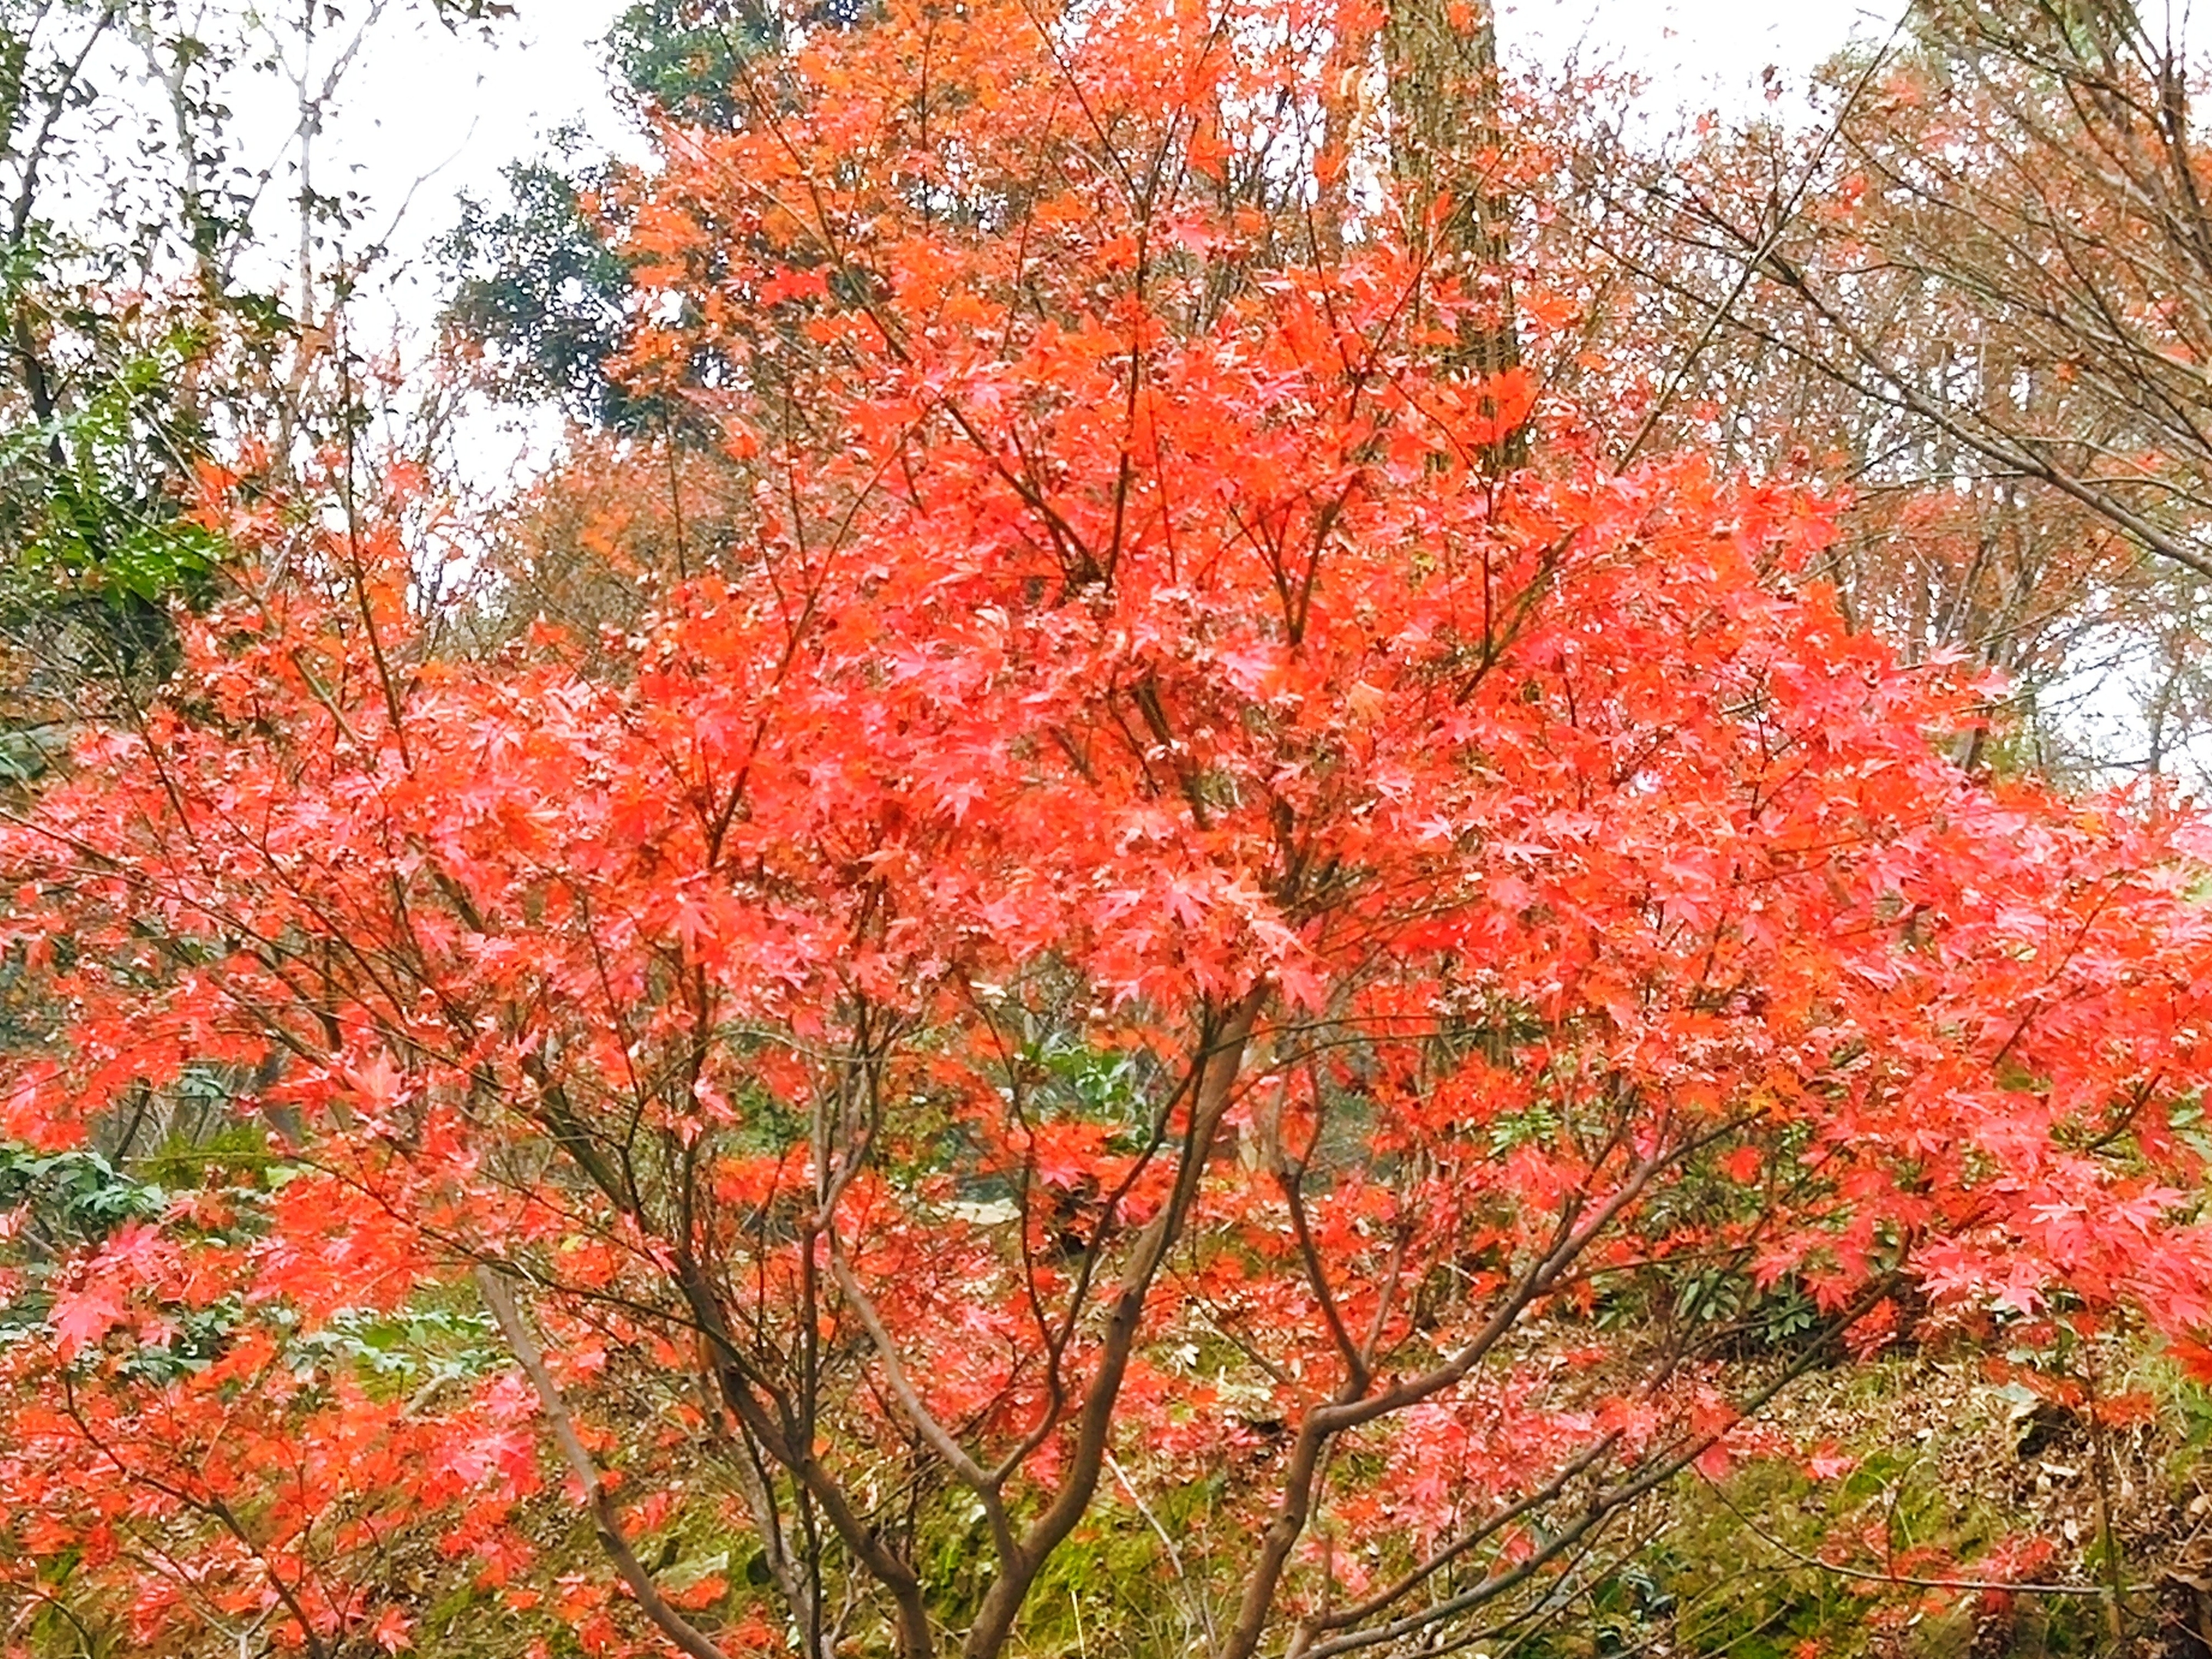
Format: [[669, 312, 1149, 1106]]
[[376, 1331, 2212, 1659], [1528, 1336, 2212, 1659]]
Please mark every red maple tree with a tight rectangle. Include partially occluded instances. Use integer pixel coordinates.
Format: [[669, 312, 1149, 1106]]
[[6, 1, 2212, 1654]]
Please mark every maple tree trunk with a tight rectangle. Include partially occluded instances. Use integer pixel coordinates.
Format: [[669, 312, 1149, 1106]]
[[960, 989, 1266, 1659], [478, 1267, 740, 1659]]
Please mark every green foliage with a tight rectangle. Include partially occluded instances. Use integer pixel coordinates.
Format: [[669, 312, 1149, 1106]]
[[0, 1141, 165, 1245], [1024, 1025, 1153, 1134], [288, 1301, 504, 1395], [442, 135, 647, 430], [113, 1294, 243, 1384], [134, 1118, 278, 1187], [1664, 1263, 1824, 1349], [1, 340, 222, 603], [0, 1141, 167, 1349], [1015, 1483, 1217, 1655], [1590, 1122, 1833, 1358], [0, 243, 225, 652], [606, 0, 779, 125], [1505, 1454, 2112, 1659]]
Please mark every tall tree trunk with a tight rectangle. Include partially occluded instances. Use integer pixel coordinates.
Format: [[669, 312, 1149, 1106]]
[[1382, 0, 1525, 463]]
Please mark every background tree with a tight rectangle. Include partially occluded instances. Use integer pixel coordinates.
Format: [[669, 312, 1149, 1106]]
[[0, 0, 509, 745], [439, 0, 804, 433], [1574, 0, 2212, 781], [443, 134, 645, 432], [438, 0, 849, 644]]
